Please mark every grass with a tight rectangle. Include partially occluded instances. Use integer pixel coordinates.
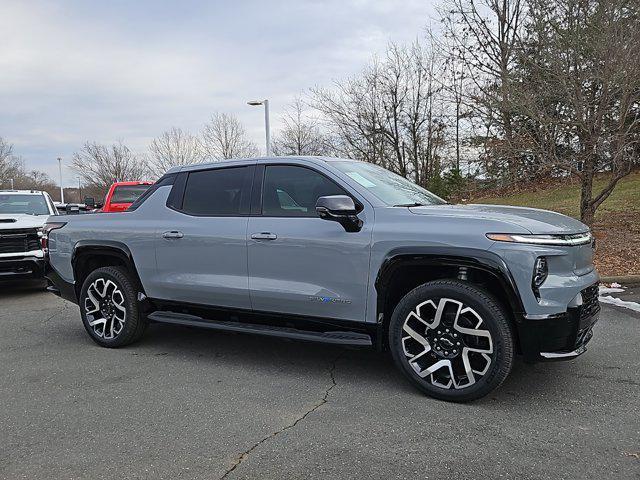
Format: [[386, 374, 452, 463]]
[[469, 171, 640, 276], [471, 171, 640, 220]]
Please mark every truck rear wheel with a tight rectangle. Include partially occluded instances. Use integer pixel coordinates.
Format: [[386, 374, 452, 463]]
[[79, 266, 147, 347], [389, 280, 514, 402]]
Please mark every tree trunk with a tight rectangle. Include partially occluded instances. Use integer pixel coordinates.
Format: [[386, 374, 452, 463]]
[[455, 100, 461, 171], [579, 156, 595, 226]]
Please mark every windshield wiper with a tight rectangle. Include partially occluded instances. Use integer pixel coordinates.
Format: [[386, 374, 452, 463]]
[[392, 202, 425, 207]]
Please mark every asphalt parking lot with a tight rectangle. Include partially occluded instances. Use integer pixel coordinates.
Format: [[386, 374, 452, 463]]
[[1, 284, 639, 480]]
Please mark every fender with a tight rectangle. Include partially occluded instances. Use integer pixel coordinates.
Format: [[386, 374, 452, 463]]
[[72, 240, 146, 296], [375, 246, 525, 323]]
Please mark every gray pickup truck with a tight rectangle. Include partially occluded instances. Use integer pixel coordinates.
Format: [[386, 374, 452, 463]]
[[44, 156, 600, 401]]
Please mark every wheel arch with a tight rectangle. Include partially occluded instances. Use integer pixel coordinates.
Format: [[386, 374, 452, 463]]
[[72, 240, 145, 299], [374, 247, 525, 350]]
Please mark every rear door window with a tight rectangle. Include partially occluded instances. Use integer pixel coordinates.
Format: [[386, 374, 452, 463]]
[[181, 167, 251, 216]]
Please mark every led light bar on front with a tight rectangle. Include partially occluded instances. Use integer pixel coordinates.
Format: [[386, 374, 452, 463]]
[[486, 232, 592, 246]]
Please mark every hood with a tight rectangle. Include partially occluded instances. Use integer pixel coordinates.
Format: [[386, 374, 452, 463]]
[[409, 204, 588, 235], [0, 213, 48, 230]]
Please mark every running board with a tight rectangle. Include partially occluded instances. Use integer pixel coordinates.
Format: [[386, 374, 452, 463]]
[[147, 311, 372, 346]]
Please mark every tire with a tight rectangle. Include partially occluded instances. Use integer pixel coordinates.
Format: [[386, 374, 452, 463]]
[[388, 280, 514, 402], [79, 266, 147, 348]]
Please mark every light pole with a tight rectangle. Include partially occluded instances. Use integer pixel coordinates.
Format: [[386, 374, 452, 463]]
[[57, 157, 64, 203], [247, 99, 271, 156], [77, 176, 82, 203]]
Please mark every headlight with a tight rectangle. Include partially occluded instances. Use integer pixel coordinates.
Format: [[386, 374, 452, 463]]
[[486, 232, 592, 246], [532, 257, 548, 288], [531, 256, 548, 300]]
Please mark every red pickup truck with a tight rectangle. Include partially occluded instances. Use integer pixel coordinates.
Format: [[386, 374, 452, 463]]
[[102, 181, 153, 212]]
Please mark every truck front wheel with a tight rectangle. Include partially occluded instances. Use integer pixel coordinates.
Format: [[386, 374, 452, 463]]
[[389, 280, 514, 402]]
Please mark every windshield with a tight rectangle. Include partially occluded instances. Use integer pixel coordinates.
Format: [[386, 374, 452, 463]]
[[0, 194, 50, 215], [332, 161, 446, 206], [111, 185, 151, 203]]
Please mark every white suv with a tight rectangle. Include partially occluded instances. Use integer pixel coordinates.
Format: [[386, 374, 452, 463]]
[[0, 190, 57, 282]]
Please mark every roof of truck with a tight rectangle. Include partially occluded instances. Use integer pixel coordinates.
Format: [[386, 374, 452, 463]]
[[165, 156, 360, 174]]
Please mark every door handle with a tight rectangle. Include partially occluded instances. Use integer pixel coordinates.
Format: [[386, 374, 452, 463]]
[[162, 230, 184, 239], [251, 232, 277, 240]]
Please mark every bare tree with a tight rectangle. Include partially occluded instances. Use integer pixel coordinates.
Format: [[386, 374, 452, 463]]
[[19, 170, 56, 191], [201, 113, 258, 160], [311, 41, 450, 189], [401, 40, 449, 187], [0, 137, 60, 191], [441, 0, 527, 183], [272, 98, 333, 156], [148, 127, 205, 178], [0, 137, 24, 187], [437, 24, 476, 176], [71, 141, 149, 191], [311, 64, 388, 168]]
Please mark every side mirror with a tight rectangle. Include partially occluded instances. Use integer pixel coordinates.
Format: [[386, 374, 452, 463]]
[[84, 196, 96, 208], [315, 195, 363, 232]]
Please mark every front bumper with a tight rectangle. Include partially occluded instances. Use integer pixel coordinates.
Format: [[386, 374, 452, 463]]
[[517, 283, 600, 362], [0, 255, 45, 281]]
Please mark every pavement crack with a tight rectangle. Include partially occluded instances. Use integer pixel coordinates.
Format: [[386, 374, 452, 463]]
[[42, 303, 67, 324], [220, 354, 341, 479], [19, 303, 67, 335], [573, 372, 640, 387]]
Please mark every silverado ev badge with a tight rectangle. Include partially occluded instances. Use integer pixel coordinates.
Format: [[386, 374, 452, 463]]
[[308, 295, 352, 304]]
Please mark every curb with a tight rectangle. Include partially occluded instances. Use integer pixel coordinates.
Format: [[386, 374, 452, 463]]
[[600, 275, 640, 287]]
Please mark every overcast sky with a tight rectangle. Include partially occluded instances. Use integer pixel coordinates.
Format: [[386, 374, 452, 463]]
[[1, 0, 436, 185]]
